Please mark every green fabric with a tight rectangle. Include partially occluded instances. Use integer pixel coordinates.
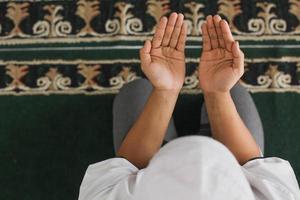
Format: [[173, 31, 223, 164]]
[[0, 94, 300, 200]]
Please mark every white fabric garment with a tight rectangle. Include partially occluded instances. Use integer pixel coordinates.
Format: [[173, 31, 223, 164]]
[[78, 136, 300, 200]]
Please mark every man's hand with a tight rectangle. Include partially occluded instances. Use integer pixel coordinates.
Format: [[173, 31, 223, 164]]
[[199, 15, 244, 93], [118, 13, 187, 169], [140, 12, 187, 92], [198, 15, 261, 165]]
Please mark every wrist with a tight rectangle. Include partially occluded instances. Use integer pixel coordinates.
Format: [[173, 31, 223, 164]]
[[203, 90, 230, 99], [152, 88, 181, 98], [152, 83, 183, 95]]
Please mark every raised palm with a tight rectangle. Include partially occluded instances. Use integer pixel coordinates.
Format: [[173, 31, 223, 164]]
[[140, 13, 187, 91], [199, 15, 244, 93]]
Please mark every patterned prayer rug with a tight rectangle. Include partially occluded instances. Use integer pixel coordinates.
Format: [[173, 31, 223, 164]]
[[0, 1, 300, 199]]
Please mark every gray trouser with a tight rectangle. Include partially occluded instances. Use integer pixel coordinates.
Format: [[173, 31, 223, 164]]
[[113, 78, 264, 154]]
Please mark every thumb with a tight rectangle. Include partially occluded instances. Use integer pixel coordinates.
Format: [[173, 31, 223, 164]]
[[140, 40, 152, 69], [232, 41, 244, 75]]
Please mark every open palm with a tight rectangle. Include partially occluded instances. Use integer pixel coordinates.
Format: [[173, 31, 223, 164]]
[[140, 13, 187, 91], [199, 15, 244, 93]]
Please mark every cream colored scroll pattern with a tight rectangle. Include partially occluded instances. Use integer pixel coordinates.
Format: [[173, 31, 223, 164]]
[[0, 0, 300, 41], [0, 60, 299, 95]]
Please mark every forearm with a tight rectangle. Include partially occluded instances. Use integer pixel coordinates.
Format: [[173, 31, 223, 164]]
[[117, 89, 179, 169], [204, 91, 261, 165]]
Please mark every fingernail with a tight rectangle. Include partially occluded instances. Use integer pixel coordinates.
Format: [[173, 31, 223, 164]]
[[160, 16, 167, 21]]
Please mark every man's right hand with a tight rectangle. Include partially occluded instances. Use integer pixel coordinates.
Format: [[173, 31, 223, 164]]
[[198, 15, 244, 93], [140, 12, 187, 93]]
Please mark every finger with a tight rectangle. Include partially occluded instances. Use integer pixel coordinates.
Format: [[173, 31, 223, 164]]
[[176, 22, 187, 52], [206, 15, 219, 49], [232, 41, 244, 74], [152, 17, 167, 48], [201, 23, 211, 51], [220, 20, 234, 51], [170, 13, 184, 48], [162, 12, 178, 46], [140, 40, 152, 68], [213, 15, 225, 48]]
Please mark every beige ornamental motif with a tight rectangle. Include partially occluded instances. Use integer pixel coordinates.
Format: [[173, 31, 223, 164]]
[[289, 0, 300, 33], [5, 2, 30, 38], [184, 2, 205, 36], [76, 0, 101, 36], [3, 64, 29, 91], [217, 0, 242, 34], [109, 67, 139, 89], [36, 68, 71, 91], [146, 0, 170, 33], [247, 2, 286, 35], [264, 64, 291, 88], [105, 2, 143, 35], [183, 67, 199, 90], [0, 1, 299, 42], [33, 5, 72, 37], [78, 64, 102, 90], [240, 64, 293, 90]]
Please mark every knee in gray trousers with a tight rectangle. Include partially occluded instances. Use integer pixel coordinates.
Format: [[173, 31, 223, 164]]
[[199, 83, 265, 153], [113, 78, 178, 154]]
